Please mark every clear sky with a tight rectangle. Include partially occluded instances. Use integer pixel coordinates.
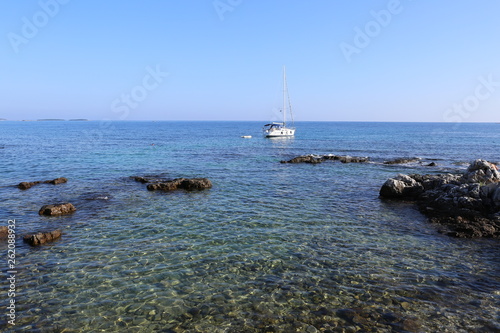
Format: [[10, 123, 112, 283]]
[[1, 1, 499, 122]]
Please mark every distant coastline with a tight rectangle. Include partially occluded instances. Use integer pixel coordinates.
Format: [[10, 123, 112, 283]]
[[0, 119, 90, 122]]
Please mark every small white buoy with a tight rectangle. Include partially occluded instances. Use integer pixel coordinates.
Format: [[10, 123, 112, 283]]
[[241, 135, 252, 138]]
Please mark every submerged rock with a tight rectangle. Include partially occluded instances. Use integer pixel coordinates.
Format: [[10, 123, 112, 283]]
[[18, 181, 41, 190], [132, 176, 151, 183], [39, 203, 76, 216], [380, 159, 500, 238], [147, 178, 212, 191], [23, 230, 62, 246], [18, 177, 67, 190], [46, 177, 68, 185]]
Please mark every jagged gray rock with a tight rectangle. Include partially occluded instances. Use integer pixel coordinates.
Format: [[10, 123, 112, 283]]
[[380, 159, 500, 238]]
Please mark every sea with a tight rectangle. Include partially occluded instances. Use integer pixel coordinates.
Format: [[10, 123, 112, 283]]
[[0, 121, 499, 332]]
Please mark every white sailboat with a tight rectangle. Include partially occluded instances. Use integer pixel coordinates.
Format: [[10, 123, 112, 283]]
[[263, 67, 296, 137]]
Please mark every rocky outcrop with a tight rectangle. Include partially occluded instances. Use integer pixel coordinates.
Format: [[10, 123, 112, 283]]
[[147, 178, 212, 191], [463, 159, 500, 183], [18, 177, 67, 190], [383, 157, 421, 165], [379, 174, 425, 199], [281, 154, 369, 164], [23, 230, 62, 246], [38, 203, 76, 216], [380, 159, 500, 238], [281, 155, 322, 164]]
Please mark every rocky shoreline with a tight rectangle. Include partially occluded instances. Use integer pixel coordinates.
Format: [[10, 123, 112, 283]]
[[380, 159, 500, 238], [6, 159, 500, 243]]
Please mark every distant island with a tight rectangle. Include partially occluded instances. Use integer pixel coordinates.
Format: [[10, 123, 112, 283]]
[[0, 119, 92, 121]]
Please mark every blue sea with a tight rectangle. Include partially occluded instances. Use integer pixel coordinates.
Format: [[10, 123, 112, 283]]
[[0, 121, 499, 332]]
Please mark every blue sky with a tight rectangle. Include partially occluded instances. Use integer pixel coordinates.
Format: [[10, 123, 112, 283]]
[[1, 1, 499, 121]]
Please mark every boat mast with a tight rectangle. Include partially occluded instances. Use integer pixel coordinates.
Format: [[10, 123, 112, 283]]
[[283, 66, 286, 126]]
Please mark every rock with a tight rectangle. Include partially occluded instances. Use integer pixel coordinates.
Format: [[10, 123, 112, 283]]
[[337, 155, 369, 163], [379, 174, 423, 199], [281, 155, 322, 164], [147, 178, 212, 191], [492, 185, 500, 207], [336, 308, 357, 322], [380, 160, 500, 238], [381, 312, 400, 323], [18, 181, 40, 190], [147, 180, 181, 191], [17, 177, 67, 190], [179, 178, 213, 190], [38, 203, 76, 216], [431, 216, 500, 238], [400, 301, 411, 310], [464, 159, 500, 184], [132, 176, 150, 183], [46, 177, 67, 185], [383, 157, 420, 165], [426, 162, 437, 166], [400, 317, 421, 332], [23, 230, 62, 246], [281, 154, 368, 164], [0, 226, 8, 238], [311, 307, 333, 317]]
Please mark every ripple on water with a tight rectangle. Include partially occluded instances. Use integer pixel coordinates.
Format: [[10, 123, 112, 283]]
[[1, 122, 500, 332]]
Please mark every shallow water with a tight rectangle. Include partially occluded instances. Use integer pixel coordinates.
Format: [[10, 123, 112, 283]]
[[1, 121, 499, 332]]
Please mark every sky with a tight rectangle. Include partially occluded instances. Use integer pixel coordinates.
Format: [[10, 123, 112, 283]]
[[1, 0, 499, 122]]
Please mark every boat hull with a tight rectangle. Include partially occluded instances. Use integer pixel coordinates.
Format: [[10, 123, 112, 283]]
[[264, 128, 295, 137]]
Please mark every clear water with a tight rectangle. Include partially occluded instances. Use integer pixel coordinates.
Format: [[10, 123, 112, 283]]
[[0, 121, 499, 332]]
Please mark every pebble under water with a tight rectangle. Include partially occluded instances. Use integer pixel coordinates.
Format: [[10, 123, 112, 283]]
[[0, 121, 499, 332]]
